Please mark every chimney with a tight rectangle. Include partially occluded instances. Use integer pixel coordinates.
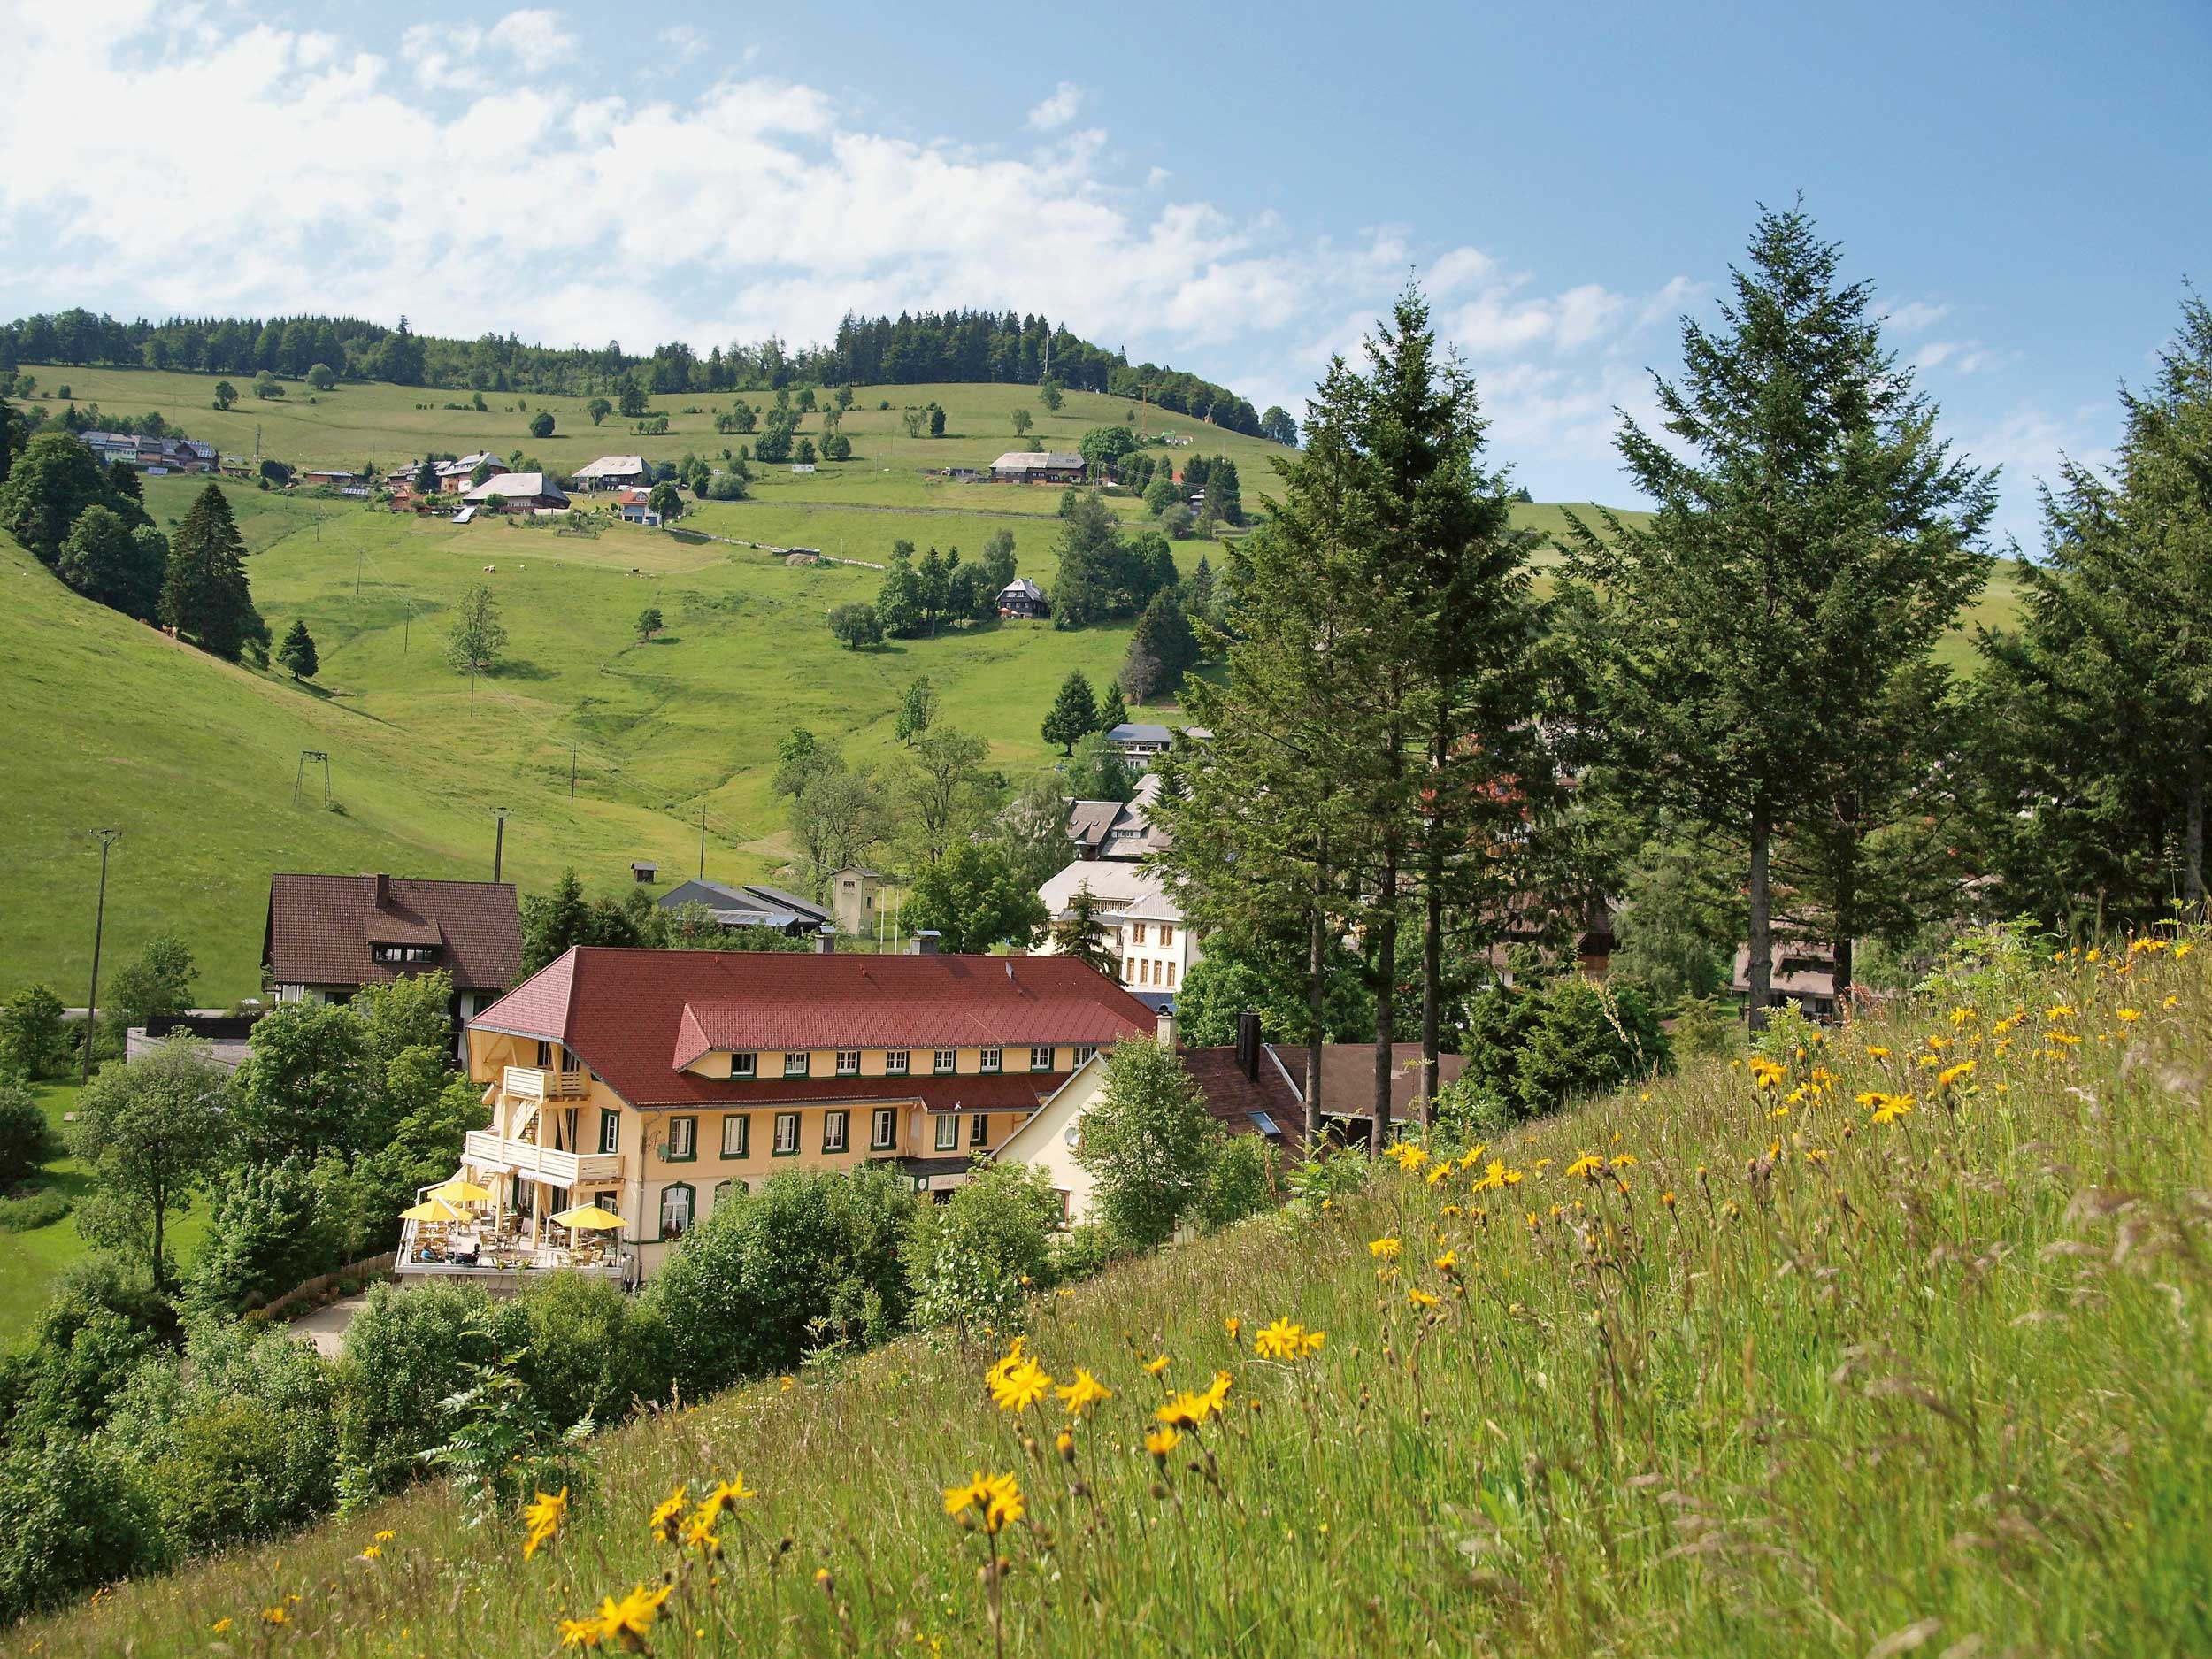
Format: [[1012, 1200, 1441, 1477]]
[[373, 872, 390, 910], [909, 929, 941, 956], [814, 926, 836, 956], [1236, 1010, 1261, 1081], [1156, 1009, 1177, 1049]]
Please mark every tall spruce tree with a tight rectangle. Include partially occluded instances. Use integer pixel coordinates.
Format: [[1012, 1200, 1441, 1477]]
[[1559, 205, 1992, 1021], [159, 481, 264, 659], [1977, 290, 2212, 920], [1041, 671, 1099, 754]]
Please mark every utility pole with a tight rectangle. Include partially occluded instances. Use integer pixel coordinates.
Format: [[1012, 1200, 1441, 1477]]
[[570, 748, 578, 805], [81, 829, 121, 1086], [697, 807, 708, 879], [492, 808, 508, 882]]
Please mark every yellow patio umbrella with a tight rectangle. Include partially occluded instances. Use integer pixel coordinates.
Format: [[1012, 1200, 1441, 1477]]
[[549, 1204, 624, 1232], [429, 1178, 495, 1205], [399, 1196, 463, 1225]]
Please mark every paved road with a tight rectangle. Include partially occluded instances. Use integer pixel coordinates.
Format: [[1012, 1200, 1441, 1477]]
[[290, 1294, 370, 1358]]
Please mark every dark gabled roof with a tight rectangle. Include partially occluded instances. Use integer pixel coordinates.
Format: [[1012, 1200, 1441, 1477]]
[[1179, 1046, 1302, 1138], [1275, 1042, 1469, 1119], [473, 947, 1155, 1110], [263, 874, 519, 992], [741, 882, 829, 924], [1065, 800, 1122, 850]]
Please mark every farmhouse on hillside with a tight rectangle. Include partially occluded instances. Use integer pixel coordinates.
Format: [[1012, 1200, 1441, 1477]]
[[262, 872, 521, 1037], [78, 431, 217, 473], [1067, 772, 1171, 862], [657, 878, 831, 937], [1105, 721, 1208, 772], [996, 576, 1049, 619], [432, 451, 504, 490], [989, 450, 1086, 484], [464, 471, 570, 511], [403, 944, 1156, 1286], [572, 454, 653, 490]]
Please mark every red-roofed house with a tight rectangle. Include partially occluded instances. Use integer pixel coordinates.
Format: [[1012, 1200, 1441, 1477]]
[[418, 944, 1155, 1286], [262, 873, 520, 1033]]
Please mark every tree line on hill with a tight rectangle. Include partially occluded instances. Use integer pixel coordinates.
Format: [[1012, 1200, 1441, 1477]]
[[1, 304, 1279, 439], [0, 422, 269, 661], [1133, 206, 2212, 1149]]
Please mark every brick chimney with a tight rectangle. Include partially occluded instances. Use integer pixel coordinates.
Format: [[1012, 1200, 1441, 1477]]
[[1156, 1010, 1177, 1049], [373, 872, 391, 910]]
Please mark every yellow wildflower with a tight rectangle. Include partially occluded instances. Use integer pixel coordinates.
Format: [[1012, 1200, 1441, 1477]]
[[1156, 1390, 1215, 1428], [1407, 1286, 1440, 1310], [942, 1472, 991, 1517], [360, 1544, 382, 1560], [1142, 1353, 1171, 1375], [1565, 1154, 1602, 1179], [522, 1486, 569, 1560], [1434, 1248, 1459, 1275], [263, 1607, 289, 1626], [1609, 1154, 1637, 1168], [211, 1619, 233, 1635], [696, 1476, 756, 1523], [374, 1529, 396, 1543], [2045, 1004, 2075, 1021], [598, 1583, 672, 1644], [559, 1614, 602, 1648], [649, 1486, 689, 1544], [1368, 1235, 1402, 1260], [1145, 1425, 1182, 1460], [1056, 1368, 1112, 1417], [681, 1509, 722, 1558], [1866, 1045, 1891, 1059], [1870, 1096, 1914, 1126], [1223, 1317, 1240, 1345], [2117, 1008, 2141, 1023], [1937, 1059, 1976, 1088], [1386, 1140, 1428, 1170], [987, 1356, 1054, 1414]]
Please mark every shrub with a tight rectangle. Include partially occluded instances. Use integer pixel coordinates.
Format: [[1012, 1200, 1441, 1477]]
[[1670, 993, 1736, 1056], [511, 1270, 668, 1431], [0, 1188, 70, 1231], [640, 1165, 913, 1397], [0, 1072, 62, 1183], [0, 1435, 168, 1623], [1195, 1134, 1277, 1233], [179, 1156, 335, 1319], [331, 1280, 501, 1502], [1050, 1222, 1122, 1284], [1073, 1040, 1218, 1248], [903, 1163, 1063, 1340], [1430, 1078, 1523, 1149], [1460, 977, 1672, 1119], [0, 983, 72, 1079]]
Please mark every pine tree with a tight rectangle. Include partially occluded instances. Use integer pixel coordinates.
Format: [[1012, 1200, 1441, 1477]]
[[1187, 555, 1217, 626], [277, 619, 319, 680], [159, 481, 264, 660], [1125, 588, 1200, 702], [1559, 206, 1993, 1020], [1049, 881, 1119, 977], [1977, 289, 2212, 920], [1041, 671, 1099, 755], [1100, 681, 1129, 727]]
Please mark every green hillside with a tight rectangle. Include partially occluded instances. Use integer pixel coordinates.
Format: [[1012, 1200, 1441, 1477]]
[[0, 369, 1676, 1002], [17, 937, 2207, 1657]]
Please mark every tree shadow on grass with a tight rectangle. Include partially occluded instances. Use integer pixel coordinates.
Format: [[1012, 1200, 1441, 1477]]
[[489, 659, 557, 682]]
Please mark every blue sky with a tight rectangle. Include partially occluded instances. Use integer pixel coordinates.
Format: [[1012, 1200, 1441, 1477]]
[[3, 0, 2207, 539]]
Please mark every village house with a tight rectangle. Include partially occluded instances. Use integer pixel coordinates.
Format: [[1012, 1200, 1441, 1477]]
[[78, 431, 216, 473], [1105, 721, 1208, 772], [617, 487, 661, 526], [989, 450, 1087, 485], [572, 454, 654, 490], [298, 467, 365, 490], [1732, 941, 1846, 1019], [464, 471, 570, 511], [410, 944, 1156, 1287], [991, 1013, 1297, 1223], [261, 872, 521, 1036], [434, 452, 503, 491], [1034, 859, 1198, 1010], [830, 866, 881, 937], [657, 878, 831, 937], [1067, 772, 1171, 862], [997, 577, 1049, 619]]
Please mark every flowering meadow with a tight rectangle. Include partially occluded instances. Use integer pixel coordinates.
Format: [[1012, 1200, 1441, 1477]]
[[20, 929, 2211, 1656]]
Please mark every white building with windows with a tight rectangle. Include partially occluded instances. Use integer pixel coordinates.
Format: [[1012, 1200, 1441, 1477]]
[[1033, 859, 1200, 1008]]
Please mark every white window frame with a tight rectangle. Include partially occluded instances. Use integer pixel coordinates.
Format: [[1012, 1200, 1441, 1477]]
[[836, 1048, 861, 1076], [731, 1051, 757, 1078], [783, 1051, 811, 1079], [772, 1111, 800, 1155], [721, 1113, 750, 1158], [979, 1047, 1002, 1073], [598, 1110, 620, 1154], [666, 1117, 696, 1160], [871, 1107, 897, 1150], [1071, 1046, 1096, 1067], [886, 1048, 910, 1076], [1030, 1046, 1054, 1072], [970, 1112, 988, 1148], [933, 1048, 957, 1075], [659, 1184, 693, 1234], [934, 1113, 959, 1151], [823, 1110, 849, 1153]]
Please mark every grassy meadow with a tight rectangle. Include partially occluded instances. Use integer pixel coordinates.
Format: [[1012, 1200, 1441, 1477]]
[[17, 931, 2208, 1656], [2, 365, 1673, 1003]]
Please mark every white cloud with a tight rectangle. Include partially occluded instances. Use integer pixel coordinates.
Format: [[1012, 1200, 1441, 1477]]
[[1954, 404, 2117, 547], [1025, 81, 1084, 132], [657, 24, 709, 62], [487, 9, 578, 72], [1881, 298, 1952, 334], [1913, 338, 2009, 377]]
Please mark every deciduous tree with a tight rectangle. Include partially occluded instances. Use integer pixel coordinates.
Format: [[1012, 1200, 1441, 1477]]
[[68, 1036, 231, 1290]]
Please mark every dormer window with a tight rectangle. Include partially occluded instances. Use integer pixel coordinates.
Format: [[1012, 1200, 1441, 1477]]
[[731, 1052, 757, 1079], [372, 944, 440, 964]]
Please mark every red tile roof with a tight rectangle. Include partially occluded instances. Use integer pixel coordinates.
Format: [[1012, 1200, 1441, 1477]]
[[473, 947, 1156, 1110], [1179, 1046, 1302, 1136], [264, 874, 520, 992]]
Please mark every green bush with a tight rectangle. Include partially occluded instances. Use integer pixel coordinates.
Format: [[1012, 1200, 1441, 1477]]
[[331, 1280, 501, 1502], [179, 1156, 335, 1319], [1429, 1078, 1524, 1149], [1196, 1134, 1277, 1232], [640, 1165, 913, 1398], [0, 1187, 70, 1231], [0, 983, 72, 1079], [1050, 1222, 1123, 1283], [512, 1270, 669, 1431], [0, 1434, 168, 1623], [903, 1163, 1064, 1340], [1459, 977, 1671, 1118]]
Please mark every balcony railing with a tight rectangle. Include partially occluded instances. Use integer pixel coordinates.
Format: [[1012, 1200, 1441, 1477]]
[[396, 1218, 626, 1281], [503, 1063, 588, 1100], [462, 1129, 623, 1187]]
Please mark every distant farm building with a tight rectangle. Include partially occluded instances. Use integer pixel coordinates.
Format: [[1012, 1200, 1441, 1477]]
[[572, 454, 653, 490], [997, 577, 1048, 619], [989, 451, 1086, 485], [79, 431, 216, 473], [465, 472, 570, 511]]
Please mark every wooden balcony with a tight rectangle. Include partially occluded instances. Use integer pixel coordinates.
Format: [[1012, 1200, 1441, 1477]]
[[503, 1063, 588, 1101], [462, 1129, 623, 1187]]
